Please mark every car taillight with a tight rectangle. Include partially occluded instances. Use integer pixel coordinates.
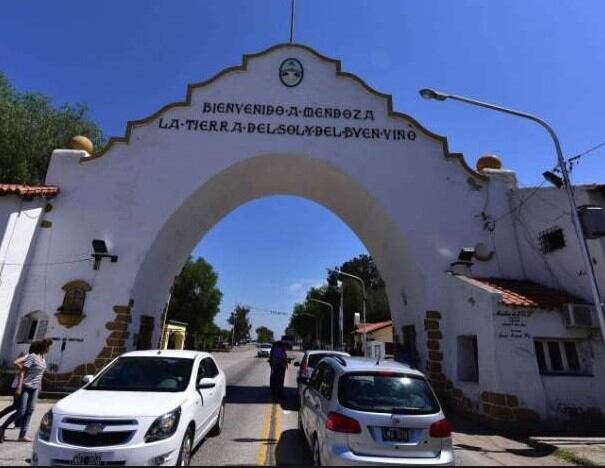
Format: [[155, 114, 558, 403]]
[[326, 412, 362, 434], [429, 419, 451, 438]]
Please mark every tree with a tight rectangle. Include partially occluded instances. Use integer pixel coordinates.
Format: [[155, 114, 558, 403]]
[[166, 256, 223, 347], [255, 326, 274, 343], [228, 305, 252, 344], [287, 254, 390, 346], [0, 72, 104, 185]]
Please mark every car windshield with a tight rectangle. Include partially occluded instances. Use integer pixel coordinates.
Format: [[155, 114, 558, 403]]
[[87, 357, 194, 392], [261, 345, 272, 350], [338, 373, 440, 415]]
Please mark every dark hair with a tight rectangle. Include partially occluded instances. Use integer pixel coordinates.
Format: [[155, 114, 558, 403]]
[[29, 341, 41, 354], [41, 338, 52, 354]]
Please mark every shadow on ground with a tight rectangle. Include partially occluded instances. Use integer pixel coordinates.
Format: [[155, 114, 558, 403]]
[[226, 385, 300, 411]]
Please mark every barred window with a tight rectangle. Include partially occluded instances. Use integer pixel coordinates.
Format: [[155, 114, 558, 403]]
[[539, 227, 566, 254]]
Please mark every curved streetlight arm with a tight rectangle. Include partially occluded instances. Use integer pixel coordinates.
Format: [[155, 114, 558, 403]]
[[420, 89, 605, 342], [309, 298, 334, 350]]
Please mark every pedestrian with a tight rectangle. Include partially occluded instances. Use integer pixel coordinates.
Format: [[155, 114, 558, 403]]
[[268, 341, 288, 400], [0, 351, 27, 443], [16, 338, 52, 442]]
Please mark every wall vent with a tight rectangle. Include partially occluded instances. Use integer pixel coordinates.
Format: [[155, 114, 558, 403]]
[[563, 304, 597, 328]]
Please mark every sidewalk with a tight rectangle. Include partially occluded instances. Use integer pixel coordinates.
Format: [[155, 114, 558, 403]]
[[531, 436, 605, 466], [0, 398, 53, 467]]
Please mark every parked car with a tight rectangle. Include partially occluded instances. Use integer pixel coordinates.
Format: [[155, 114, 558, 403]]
[[298, 356, 454, 466], [32, 350, 227, 467], [257, 343, 272, 358], [294, 350, 350, 402]]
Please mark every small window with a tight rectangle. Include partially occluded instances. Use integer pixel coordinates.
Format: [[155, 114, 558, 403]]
[[534, 339, 588, 375], [203, 358, 219, 378], [16, 311, 49, 344], [457, 335, 479, 382], [539, 227, 566, 254], [59, 280, 91, 316]]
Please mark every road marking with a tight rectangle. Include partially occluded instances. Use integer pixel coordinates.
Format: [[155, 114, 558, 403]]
[[256, 404, 274, 466], [267, 403, 282, 466]]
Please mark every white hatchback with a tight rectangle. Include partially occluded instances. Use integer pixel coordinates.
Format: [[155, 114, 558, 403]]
[[32, 350, 227, 466], [299, 356, 455, 466]]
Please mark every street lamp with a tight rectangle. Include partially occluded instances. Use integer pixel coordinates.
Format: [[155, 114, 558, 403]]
[[419, 88, 605, 342], [329, 268, 367, 356], [309, 298, 334, 350]]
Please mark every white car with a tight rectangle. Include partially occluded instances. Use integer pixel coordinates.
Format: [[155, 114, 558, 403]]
[[295, 350, 350, 402], [32, 350, 227, 466], [299, 356, 455, 466], [257, 343, 272, 358]]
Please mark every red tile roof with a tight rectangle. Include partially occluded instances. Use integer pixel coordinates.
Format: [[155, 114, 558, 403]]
[[0, 184, 59, 199], [353, 320, 392, 335], [471, 277, 585, 309]]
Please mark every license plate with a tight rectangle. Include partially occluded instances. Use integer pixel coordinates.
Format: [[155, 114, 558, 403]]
[[71, 453, 104, 466], [382, 427, 408, 442]]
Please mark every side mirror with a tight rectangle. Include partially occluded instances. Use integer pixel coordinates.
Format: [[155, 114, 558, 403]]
[[81, 375, 94, 386], [293, 361, 300, 367], [198, 378, 216, 390]]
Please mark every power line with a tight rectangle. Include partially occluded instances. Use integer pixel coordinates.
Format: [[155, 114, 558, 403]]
[[1, 257, 91, 267], [568, 141, 605, 164], [242, 304, 291, 316]]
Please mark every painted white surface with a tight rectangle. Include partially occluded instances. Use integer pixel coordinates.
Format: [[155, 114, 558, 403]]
[[0, 197, 45, 362], [446, 275, 605, 422], [0, 44, 602, 422]]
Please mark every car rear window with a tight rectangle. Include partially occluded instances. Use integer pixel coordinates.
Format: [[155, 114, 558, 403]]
[[338, 373, 440, 415]]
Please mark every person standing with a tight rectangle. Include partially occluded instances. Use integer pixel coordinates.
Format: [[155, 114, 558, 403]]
[[0, 352, 26, 443], [268, 341, 288, 400], [17, 339, 52, 442]]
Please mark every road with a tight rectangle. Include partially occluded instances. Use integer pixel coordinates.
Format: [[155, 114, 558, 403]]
[[0, 346, 571, 466]]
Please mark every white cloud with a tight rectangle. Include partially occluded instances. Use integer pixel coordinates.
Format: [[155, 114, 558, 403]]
[[286, 278, 325, 300]]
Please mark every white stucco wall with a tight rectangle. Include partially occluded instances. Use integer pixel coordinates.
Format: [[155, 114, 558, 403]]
[[445, 275, 605, 422], [510, 185, 605, 302], [3, 44, 524, 374], [0, 196, 45, 362]]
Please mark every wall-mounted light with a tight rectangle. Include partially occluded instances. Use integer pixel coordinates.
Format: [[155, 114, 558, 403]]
[[543, 171, 564, 188], [92, 239, 118, 270], [450, 247, 475, 269]]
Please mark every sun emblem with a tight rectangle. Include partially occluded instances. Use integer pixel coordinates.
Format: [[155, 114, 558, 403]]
[[279, 58, 304, 87]]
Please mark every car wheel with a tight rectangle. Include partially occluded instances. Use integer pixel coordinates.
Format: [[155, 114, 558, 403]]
[[312, 436, 322, 466], [177, 428, 193, 466], [209, 401, 225, 436]]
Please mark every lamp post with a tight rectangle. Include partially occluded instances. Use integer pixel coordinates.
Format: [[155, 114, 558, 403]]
[[419, 88, 605, 342], [329, 269, 367, 356], [309, 298, 334, 350]]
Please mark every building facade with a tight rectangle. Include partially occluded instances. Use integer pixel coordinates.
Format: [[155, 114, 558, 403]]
[[0, 44, 603, 428]]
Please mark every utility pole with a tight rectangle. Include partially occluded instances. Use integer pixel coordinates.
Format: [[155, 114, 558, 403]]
[[289, 0, 296, 43]]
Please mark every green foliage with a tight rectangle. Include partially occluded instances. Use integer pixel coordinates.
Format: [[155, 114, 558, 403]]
[[166, 256, 223, 346], [228, 305, 252, 344], [0, 72, 104, 185], [288, 255, 390, 345], [255, 326, 274, 343]]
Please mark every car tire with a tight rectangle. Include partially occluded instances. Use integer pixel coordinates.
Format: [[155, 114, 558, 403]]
[[177, 428, 193, 466], [312, 435, 322, 466], [209, 401, 225, 436]]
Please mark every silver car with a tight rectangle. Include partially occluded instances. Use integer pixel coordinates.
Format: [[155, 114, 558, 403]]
[[298, 356, 455, 466], [295, 350, 350, 402]]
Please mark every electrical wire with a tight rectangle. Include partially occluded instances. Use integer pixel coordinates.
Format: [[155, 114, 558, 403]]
[[1, 257, 91, 267], [568, 141, 605, 165]]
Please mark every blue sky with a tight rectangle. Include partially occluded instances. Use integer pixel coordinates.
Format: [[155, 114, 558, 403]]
[[2, 1, 604, 337]]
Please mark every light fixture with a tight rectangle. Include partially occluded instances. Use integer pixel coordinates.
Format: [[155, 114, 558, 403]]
[[542, 171, 564, 188], [419, 88, 448, 101], [450, 247, 475, 269], [91, 239, 118, 270]]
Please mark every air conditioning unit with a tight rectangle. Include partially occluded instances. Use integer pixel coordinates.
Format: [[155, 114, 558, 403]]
[[563, 304, 598, 328]]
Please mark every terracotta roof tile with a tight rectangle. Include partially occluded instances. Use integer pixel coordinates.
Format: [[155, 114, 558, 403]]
[[353, 320, 392, 335], [472, 277, 585, 309], [0, 184, 59, 199]]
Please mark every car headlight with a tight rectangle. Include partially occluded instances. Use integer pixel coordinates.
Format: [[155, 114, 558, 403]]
[[145, 407, 181, 443], [39, 410, 53, 441]]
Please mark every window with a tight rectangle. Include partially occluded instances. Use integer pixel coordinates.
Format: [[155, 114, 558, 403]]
[[310, 362, 335, 399], [539, 227, 566, 254], [202, 358, 219, 378], [457, 335, 479, 382], [534, 339, 587, 375], [59, 280, 91, 316], [136, 316, 154, 350], [16, 311, 49, 344]]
